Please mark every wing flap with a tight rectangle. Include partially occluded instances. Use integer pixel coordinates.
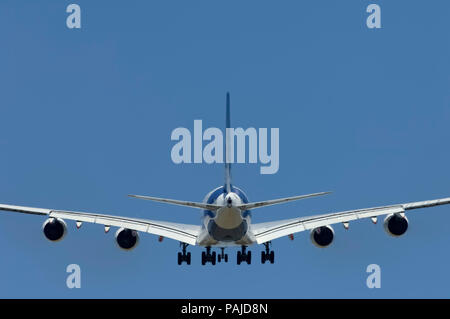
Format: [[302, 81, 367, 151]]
[[49, 210, 200, 245], [0, 204, 51, 215], [253, 219, 306, 244]]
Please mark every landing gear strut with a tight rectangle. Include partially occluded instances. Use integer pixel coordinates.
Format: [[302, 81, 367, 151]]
[[261, 242, 275, 264], [201, 246, 216, 265], [217, 247, 229, 263], [237, 245, 251, 265], [177, 243, 191, 265]]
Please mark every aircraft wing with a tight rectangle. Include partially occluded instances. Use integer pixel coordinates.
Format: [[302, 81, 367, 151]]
[[0, 203, 201, 245], [251, 196, 450, 244]]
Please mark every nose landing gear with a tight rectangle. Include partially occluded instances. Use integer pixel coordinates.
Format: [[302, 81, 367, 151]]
[[261, 242, 275, 264], [177, 243, 191, 265], [217, 247, 229, 263], [237, 245, 251, 265]]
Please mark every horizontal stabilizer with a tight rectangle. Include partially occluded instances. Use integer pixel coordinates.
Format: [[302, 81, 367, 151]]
[[128, 194, 222, 211], [237, 191, 331, 211]]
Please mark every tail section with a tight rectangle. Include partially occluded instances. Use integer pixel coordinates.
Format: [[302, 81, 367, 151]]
[[225, 92, 232, 194]]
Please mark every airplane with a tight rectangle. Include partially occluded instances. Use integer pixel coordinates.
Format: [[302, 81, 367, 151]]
[[1, 93, 450, 266]]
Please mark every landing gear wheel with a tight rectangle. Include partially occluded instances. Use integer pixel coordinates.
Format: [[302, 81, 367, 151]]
[[187, 252, 191, 265], [201, 246, 216, 265], [178, 243, 191, 265], [218, 247, 227, 263], [261, 242, 275, 264], [237, 246, 251, 265], [201, 251, 206, 265]]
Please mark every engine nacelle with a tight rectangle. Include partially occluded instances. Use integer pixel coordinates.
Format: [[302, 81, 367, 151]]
[[310, 225, 334, 248], [115, 228, 139, 250], [42, 218, 67, 242], [384, 213, 408, 237]]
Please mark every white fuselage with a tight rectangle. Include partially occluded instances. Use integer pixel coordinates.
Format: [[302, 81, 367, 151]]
[[196, 187, 255, 247]]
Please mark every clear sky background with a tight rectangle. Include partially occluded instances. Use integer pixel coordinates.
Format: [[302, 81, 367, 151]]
[[0, 0, 450, 298]]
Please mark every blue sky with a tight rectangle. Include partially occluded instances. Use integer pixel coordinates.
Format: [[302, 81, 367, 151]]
[[0, 0, 450, 298]]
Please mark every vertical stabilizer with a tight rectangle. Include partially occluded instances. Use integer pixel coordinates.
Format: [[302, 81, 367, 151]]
[[225, 92, 232, 193]]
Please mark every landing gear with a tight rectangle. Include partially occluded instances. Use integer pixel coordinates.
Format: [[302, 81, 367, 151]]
[[217, 247, 229, 263], [237, 246, 251, 265], [177, 243, 191, 265], [201, 246, 216, 265], [261, 242, 275, 264]]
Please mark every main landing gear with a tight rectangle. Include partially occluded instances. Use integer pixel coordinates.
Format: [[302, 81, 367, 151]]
[[217, 247, 229, 263], [201, 246, 216, 265], [261, 242, 275, 264], [177, 243, 191, 265], [237, 245, 251, 265]]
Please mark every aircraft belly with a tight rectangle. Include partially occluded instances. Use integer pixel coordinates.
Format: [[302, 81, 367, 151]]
[[214, 207, 242, 229], [207, 219, 250, 242]]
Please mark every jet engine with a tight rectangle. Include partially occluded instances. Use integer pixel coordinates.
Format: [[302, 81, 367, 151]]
[[115, 228, 139, 250], [310, 225, 334, 248], [42, 218, 67, 242], [384, 213, 408, 237]]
